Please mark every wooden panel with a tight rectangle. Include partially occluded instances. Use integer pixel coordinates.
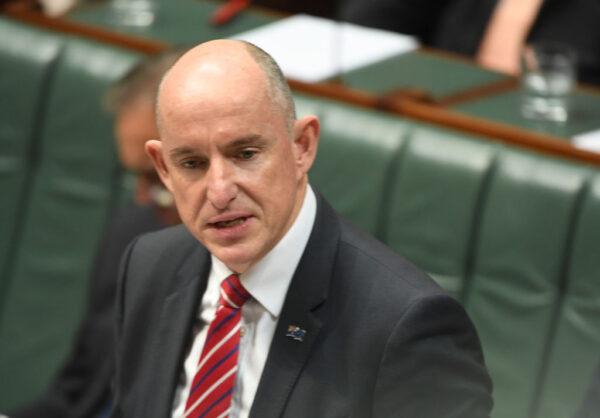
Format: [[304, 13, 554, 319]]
[[3, 6, 600, 167]]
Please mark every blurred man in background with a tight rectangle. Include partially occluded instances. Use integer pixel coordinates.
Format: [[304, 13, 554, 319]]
[[7, 50, 181, 418]]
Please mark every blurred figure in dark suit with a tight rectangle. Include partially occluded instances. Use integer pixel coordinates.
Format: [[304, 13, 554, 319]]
[[7, 50, 182, 418], [338, 0, 600, 85]]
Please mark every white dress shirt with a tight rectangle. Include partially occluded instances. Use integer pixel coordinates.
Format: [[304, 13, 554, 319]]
[[172, 186, 317, 418]]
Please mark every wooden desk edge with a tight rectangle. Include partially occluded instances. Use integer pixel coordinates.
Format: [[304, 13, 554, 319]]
[[3, 7, 166, 53], [393, 100, 600, 166], [289, 82, 600, 167], [4, 8, 600, 167]]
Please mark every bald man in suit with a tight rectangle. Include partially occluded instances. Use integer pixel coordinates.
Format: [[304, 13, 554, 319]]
[[111, 40, 493, 418]]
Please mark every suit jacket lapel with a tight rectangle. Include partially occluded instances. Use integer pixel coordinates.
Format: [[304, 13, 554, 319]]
[[143, 243, 211, 418], [250, 194, 341, 418]]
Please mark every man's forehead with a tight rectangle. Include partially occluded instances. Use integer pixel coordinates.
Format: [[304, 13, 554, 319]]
[[160, 42, 265, 98], [158, 65, 271, 127], [156, 40, 291, 141]]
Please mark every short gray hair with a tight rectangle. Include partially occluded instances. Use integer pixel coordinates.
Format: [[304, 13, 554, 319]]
[[106, 48, 185, 112], [241, 41, 297, 129]]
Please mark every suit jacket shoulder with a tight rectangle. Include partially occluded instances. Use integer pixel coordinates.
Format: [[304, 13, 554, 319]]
[[113, 194, 493, 418], [251, 195, 493, 418], [113, 224, 211, 418], [338, 217, 442, 294], [120, 225, 201, 304]]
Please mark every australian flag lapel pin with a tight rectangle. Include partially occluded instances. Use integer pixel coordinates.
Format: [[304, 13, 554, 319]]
[[286, 325, 307, 342]]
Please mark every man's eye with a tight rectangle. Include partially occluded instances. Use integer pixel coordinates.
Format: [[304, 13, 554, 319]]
[[180, 159, 204, 169], [238, 150, 257, 160]]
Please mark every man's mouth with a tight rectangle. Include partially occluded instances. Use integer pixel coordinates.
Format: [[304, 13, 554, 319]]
[[211, 217, 249, 229]]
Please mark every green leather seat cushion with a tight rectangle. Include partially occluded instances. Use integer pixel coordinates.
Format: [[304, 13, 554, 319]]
[[0, 36, 140, 409], [464, 150, 591, 418], [385, 125, 497, 299], [300, 94, 409, 236], [534, 173, 600, 418], [0, 18, 64, 294]]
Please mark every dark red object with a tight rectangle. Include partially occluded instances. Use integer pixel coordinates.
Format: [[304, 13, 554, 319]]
[[211, 0, 251, 26]]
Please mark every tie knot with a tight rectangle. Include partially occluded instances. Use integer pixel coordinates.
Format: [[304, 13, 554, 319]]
[[219, 274, 251, 309]]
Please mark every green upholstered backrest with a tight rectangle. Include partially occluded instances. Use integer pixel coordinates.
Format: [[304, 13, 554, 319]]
[[0, 18, 64, 300], [384, 126, 497, 299], [533, 174, 600, 418], [0, 34, 140, 409], [297, 94, 600, 418], [463, 150, 591, 418], [381, 122, 599, 418], [1, 19, 600, 418], [297, 94, 409, 237], [299, 92, 600, 418]]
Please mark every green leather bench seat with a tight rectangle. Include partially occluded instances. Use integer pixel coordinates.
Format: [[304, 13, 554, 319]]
[[383, 126, 496, 299], [463, 150, 591, 418], [2, 19, 600, 418], [0, 23, 140, 408], [297, 94, 600, 418], [0, 18, 63, 298], [534, 174, 600, 418], [298, 95, 409, 236]]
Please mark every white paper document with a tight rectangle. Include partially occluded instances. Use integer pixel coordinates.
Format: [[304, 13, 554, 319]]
[[572, 129, 600, 153], [232, 14, 419, 82]]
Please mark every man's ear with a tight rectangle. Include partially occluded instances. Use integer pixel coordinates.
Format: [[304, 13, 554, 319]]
[[292, 115, 320, 178], [145, 139, 173, 192]]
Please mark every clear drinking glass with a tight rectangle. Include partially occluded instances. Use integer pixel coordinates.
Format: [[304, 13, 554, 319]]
[[110, 0, 157, 27], [520, 42, 577, 123]]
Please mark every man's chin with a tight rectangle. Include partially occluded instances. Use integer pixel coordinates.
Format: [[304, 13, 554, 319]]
[[221, 258, 254, 275], [209, 245, 258, 274]]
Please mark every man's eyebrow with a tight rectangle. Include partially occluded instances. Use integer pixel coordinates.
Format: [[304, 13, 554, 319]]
[[227, 134, 265, 148], [167, 135, 265, 160], [168, 147, 196, 159]]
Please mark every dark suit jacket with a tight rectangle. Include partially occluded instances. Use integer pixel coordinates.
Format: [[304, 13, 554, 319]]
[[112, 193, 493, 418], [339, 0, 600, 85], [10, 203, 165, 418]]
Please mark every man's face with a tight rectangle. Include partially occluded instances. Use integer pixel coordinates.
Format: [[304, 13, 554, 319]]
[[148, 87, 316, 273]]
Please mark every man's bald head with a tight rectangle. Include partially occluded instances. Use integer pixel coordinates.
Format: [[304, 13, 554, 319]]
[[157, 40, 295, 132], [146, 39, 320, 273]]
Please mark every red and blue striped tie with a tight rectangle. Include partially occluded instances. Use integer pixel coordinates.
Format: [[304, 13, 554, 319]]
[[183, 274, 251, 418]]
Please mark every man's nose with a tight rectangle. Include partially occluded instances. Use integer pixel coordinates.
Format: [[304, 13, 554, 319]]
[[206, 159, 237, 210]]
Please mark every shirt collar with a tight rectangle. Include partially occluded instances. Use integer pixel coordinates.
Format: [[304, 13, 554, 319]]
[[210, 185, 317, 318]]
